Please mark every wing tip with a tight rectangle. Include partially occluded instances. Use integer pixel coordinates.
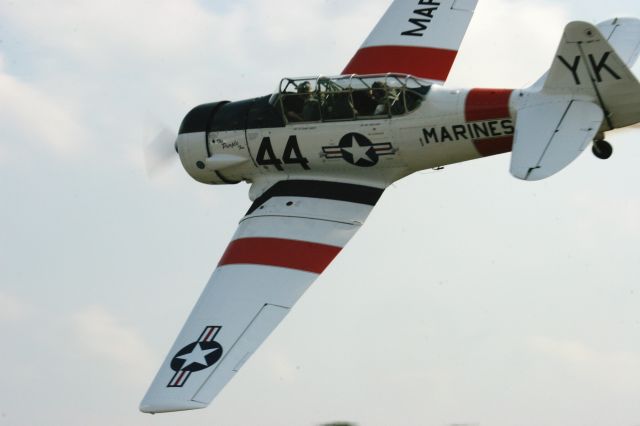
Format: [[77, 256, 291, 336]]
[[139, 399, 207, 414]]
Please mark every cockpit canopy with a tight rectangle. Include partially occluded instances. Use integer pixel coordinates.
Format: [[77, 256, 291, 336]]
[[179, 74, 432, 136], [271, 74, 431, 124]]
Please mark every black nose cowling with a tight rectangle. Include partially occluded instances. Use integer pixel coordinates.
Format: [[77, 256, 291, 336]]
[[178, 101, 229, 135], [176, 101, 234, 185]]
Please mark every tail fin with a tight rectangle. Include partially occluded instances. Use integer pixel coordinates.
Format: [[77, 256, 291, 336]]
[[510, 19, 640, 181], [538, 20, 640, 130]]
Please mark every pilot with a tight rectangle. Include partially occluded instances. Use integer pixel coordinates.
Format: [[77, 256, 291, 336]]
[[285, 81, 315, 122], [301, 88, 321, 121]]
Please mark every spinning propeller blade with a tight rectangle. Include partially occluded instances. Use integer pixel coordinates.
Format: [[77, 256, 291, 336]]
[[144, 128, 178, 178]]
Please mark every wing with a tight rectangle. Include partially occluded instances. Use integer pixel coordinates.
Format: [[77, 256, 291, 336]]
[[342, 0, 478, 82], [140, 180, 385, 413], [510, 99, 604, 181]]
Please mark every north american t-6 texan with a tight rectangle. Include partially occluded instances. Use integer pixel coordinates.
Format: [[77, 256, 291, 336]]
[[141, 0, 640, 413]]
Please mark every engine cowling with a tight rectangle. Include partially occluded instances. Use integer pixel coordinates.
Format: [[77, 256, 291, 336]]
[[176, 101, 232, 185]]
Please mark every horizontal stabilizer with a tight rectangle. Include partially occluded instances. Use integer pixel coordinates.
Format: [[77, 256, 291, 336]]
[[510, 99, 604, 181], [597, 18, 640, 68]]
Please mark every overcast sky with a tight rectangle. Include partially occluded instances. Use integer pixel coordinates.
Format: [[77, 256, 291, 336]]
[[2, 1, 640, 425]]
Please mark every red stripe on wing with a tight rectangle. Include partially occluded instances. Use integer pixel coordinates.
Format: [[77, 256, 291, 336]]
[[343, 46, 458, 82], [465, 89, 514, 157], [218, 238, 342, 274]]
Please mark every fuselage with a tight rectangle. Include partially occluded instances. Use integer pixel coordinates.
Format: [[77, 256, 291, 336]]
[[176, 75, 518, 191]]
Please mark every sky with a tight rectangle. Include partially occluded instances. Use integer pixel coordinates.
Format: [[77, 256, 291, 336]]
[[1, 1, 640, 425]]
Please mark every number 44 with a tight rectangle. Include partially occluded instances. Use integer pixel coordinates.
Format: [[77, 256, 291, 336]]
[[256, 136, 310, 170]]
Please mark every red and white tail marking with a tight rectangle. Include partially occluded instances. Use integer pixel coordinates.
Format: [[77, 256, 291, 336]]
[[343, 0, 478, 82], [465, 89, 514, 157]]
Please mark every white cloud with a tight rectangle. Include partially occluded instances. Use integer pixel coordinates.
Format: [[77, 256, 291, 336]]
[[0, 0, 289, 82], [0, 67, 86, 156], [448, 0, 569, 88], [0, 141, 7, 164], [2, 1, 216, 60], [0, 292, 33, 323], [1, 0, 378, 79], [571, 190, 640, 239], [72, 306, 157, 382]]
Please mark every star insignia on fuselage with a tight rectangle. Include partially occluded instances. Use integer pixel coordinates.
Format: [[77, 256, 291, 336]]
[[322, 133, 395, 167], [341, 134, 377, 166]]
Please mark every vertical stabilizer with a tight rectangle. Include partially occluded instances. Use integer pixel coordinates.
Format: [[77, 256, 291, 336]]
[[541, 21, 640, 130]]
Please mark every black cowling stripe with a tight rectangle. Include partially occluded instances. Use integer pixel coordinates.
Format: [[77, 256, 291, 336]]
[[178, 101, 229, 135], [246, 180, 384, 216]]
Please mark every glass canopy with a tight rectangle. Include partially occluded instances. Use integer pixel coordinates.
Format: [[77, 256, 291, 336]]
[[270, 74, 431, 124]]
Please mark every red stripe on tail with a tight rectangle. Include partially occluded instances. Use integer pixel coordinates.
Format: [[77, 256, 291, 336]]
[[218, 238, 342, 274], [465, 89, 514, 157], [343, 46, 458, 82]]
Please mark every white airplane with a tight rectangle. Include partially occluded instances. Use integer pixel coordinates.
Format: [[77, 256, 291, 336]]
[[141, 0, 640, 413]]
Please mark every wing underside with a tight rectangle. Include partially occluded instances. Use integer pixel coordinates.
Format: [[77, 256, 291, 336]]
[[140, 180, 384, 413]]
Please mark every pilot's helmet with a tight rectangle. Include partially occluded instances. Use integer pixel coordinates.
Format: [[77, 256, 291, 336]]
[[372, 81, 386, 99], [297, 81, 311, 94]]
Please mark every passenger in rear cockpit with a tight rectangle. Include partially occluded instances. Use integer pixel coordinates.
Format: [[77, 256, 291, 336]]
[[372, 81, 404, 116], [372, 81, 389, 116]]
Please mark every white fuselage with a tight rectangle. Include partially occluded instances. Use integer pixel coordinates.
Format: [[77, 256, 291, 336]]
[[177, 85, 518, 193]]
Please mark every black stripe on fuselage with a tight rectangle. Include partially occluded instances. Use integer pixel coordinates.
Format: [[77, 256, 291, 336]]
[[246, 180, 384, 216]]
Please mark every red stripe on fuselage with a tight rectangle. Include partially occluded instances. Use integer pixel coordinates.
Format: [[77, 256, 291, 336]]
[[343, 46, 458, 82], [218, 238, 342, 274], [465, 89, 514, 157]]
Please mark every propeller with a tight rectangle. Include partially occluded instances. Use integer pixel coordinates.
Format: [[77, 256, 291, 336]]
[[143, 127, 179, 178]]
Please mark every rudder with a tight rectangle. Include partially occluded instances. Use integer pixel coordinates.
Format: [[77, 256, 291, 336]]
[[597, 18, 640, 68]]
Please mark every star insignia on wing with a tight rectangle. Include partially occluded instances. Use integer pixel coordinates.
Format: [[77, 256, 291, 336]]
[[177, 344, 219, 369]]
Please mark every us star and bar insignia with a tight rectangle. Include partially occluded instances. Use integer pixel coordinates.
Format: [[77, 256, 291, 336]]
[[168, 326, 224, 388], [323, 133, 395, 167]]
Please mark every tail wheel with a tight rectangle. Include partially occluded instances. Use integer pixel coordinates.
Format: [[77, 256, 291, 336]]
[[592, 140, 613, 160]]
